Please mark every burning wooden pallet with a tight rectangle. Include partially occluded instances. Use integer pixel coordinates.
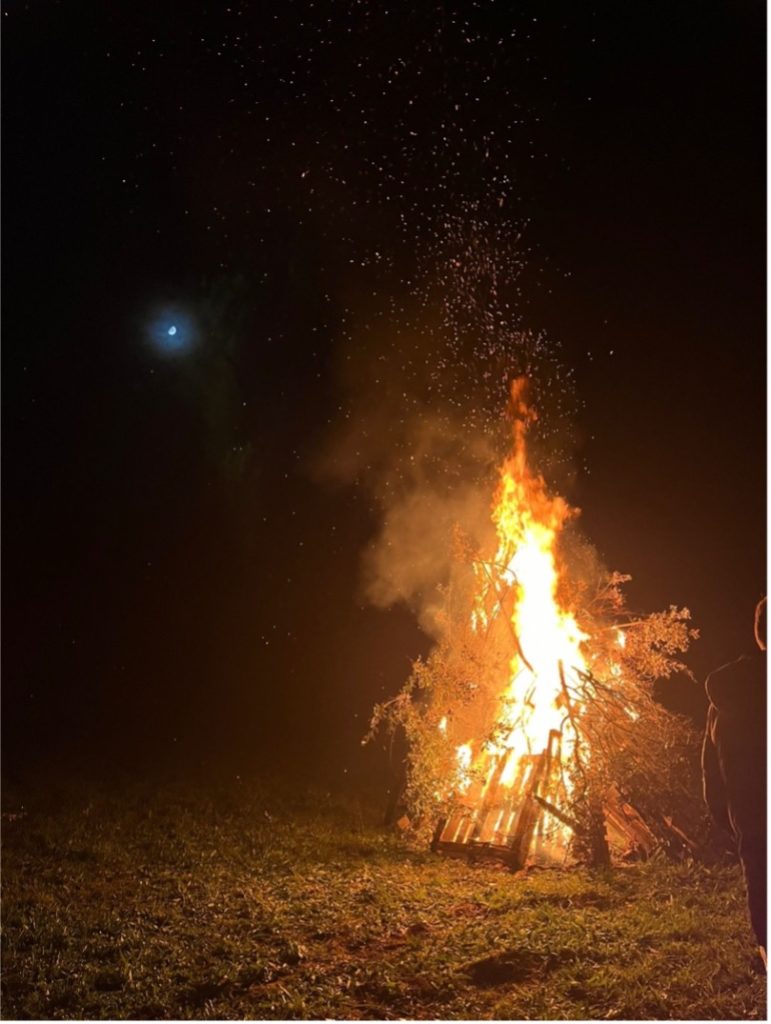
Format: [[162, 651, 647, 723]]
[[432, 731, 570, 870], [430, 727, 659, 870]]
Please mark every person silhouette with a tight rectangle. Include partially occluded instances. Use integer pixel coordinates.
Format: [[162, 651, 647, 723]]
[[702, 596, 767, 967]]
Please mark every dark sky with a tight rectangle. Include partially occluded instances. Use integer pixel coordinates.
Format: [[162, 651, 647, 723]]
[[3, 1, 765, 789]]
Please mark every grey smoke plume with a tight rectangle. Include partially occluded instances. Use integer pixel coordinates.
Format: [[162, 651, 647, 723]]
[[358, 417, 499, 636], [317, 218, 579, 636]]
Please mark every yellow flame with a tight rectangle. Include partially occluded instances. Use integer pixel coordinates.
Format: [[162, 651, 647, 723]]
[[455, 743, 473, 793], [491, 467, 588, 765], [453, 379, 589, 848]]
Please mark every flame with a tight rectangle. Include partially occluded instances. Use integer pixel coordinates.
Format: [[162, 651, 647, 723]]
[[443, 379, 590, 858], [455, 743, 473, 793]]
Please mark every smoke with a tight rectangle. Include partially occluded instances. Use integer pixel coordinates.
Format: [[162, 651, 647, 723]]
[[359, 419, 500, 636], [317, 213, 580, 637], [316, 321, 496, 633]]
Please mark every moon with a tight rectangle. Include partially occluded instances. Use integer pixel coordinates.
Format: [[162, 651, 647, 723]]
[[146, 306, 197, 356]]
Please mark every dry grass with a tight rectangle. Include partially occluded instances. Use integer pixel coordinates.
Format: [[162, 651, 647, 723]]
[[1, 781, 765, 1019]]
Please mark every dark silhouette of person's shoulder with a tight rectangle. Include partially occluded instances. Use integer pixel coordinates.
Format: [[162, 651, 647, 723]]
[[706, 652, 766, 714]]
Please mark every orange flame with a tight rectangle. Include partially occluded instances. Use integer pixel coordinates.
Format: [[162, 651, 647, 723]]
[[442, 379, 589, 857]]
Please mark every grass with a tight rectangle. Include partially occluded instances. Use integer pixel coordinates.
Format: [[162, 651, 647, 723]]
[[1, 781, 765, 1020]]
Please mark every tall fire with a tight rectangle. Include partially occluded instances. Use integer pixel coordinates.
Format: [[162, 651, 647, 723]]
[[372, 377, 703, 870], [435, 378, 590, 866]]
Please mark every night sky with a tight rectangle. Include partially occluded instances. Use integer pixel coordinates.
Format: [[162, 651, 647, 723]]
[[3, 2, 765, 790]]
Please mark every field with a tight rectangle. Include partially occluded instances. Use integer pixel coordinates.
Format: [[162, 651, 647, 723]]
[[1, 782, 765, 1020]]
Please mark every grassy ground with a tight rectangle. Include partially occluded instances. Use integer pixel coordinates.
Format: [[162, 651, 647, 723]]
[[1, 782, 765, 1020]]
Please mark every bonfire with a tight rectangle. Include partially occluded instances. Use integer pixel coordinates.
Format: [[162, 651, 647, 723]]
[[371, 378, 703, 869]]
